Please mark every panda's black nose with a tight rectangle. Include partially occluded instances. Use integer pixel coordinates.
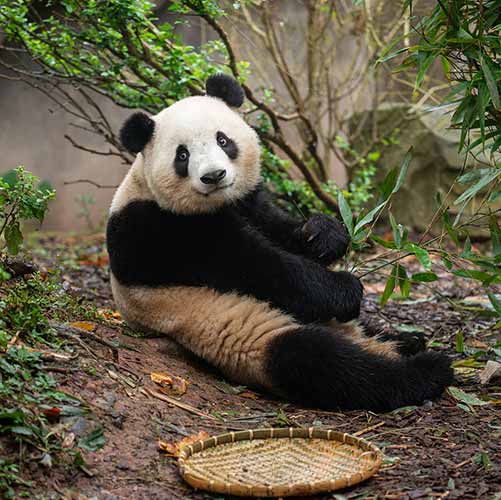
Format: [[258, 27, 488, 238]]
[[200, 169, 227, 185]]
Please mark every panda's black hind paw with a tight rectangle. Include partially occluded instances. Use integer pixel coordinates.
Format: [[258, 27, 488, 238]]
[[394, 330, 427, 356], [409, 351, 454, 402]]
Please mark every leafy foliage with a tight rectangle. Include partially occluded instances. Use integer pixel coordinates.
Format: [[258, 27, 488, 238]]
[[385, 0, 500, 154], [0, 167, 55, 264], [0, 273, 103, 497]]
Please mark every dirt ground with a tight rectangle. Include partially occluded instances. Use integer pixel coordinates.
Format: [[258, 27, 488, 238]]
[[18, 234, 501, 498]]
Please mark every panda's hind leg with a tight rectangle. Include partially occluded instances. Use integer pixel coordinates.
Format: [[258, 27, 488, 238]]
[[265, 324, 453, 412]]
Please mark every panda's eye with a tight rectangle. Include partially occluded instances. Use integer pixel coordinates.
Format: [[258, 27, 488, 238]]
[[217, 134, 228, 147], [174, 145, 189, 177], [216, 131, 238, 160], [176, 147, 189, 162]]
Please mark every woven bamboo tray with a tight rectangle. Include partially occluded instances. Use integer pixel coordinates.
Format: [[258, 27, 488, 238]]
[[178, 427, 382, 497]]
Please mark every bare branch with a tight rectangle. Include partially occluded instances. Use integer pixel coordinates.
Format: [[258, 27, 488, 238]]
[[64, 179, 119, 189]]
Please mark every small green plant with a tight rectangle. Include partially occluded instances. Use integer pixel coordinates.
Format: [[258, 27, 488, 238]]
[[0, 167, 55, 279], [261, 135, 382, 217], [0, 273, 104, 497], [338, 148, 500, 319]]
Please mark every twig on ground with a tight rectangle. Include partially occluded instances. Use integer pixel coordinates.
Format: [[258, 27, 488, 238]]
[[50, 321, 120, 351], [353, 421, 385, 436], [143, 387, 218, 421]]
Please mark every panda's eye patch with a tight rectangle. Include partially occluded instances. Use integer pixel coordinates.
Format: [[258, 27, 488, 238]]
[[216, 131, 238, 160], [174, 145, 189, 177]]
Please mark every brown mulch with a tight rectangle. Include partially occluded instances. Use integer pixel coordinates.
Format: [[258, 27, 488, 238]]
[[21, 234, 501, 499]]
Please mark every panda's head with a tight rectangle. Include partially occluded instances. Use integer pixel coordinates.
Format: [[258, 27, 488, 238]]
[[120, 74, 261, 214]]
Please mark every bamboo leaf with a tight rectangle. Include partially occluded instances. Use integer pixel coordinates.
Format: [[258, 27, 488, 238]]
[[380, 266, 397, 307], [411, 272, 438, 282], [337, 191, 353, 236], [480, 54, 500, 110]]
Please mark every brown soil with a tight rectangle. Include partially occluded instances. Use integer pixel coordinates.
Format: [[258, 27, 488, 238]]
[[21, 235, 501, 499]]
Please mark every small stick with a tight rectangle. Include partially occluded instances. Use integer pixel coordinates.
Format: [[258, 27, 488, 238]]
[[453, 457, 471, 469], [143, 388, 217, 421], [50, 321, 119, 350], [353, 421, 385, 436], [6, 331, 20, 350]]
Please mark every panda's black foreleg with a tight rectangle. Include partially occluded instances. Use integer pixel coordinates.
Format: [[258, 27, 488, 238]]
[[265, 325, 453, 412], [359, 317, 427, 356], [238, 187, 349, 265]]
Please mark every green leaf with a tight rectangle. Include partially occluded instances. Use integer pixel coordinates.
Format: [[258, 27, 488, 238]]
[[454, 169, 499, 206], [389, 212, 402, 248], [447, 386, 489, 407], [0, 408, 25, 424], [440, 55, 451, 80], [480, 54, 500, 110], [473, 451, 492, 469], [379, 167, 398, 200], [393, 147, 413, 194], [411, 272, 438, 282], [397, 263, 410, 297], [4, 221, 23, 255], [489, 216, 501, 257], [380, 265, 397, 307], [337, 191, 353, 236], [10, 426, 34, 436], [453, 269, 494, 284], [486, 292, 501, 316], [405, 243, 432, 269], [371, 234, 397, 249], [78, 427, 105, 452], [354, 201, 387, 234], [456, 330, 464, 353]]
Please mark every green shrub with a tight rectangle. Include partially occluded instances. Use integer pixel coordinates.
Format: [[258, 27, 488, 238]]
[[0, 167, 55, 279]]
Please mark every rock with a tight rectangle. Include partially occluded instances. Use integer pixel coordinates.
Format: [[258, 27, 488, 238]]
[[348, 104, 500, 237], [479, 361, 501, 385]]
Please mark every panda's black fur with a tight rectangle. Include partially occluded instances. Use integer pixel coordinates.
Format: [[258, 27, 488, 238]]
[[107, 188, 362, 324], [107, 74, 454, 412]]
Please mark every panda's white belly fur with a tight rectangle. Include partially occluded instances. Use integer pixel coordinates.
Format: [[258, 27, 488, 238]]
[[111, 273, 299, 389]]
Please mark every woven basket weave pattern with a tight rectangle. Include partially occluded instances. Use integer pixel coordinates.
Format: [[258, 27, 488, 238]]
[[178, 428, 381, 497]]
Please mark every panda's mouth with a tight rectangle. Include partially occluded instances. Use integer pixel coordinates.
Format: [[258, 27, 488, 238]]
[[195, 182, 234, 196]]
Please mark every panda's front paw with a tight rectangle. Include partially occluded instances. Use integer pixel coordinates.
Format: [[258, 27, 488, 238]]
[[301, 214, 350, 265], [329, 271, 363, 323]]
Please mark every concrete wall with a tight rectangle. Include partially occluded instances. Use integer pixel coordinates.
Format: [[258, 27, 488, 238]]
[[0, 74, 129, 231]]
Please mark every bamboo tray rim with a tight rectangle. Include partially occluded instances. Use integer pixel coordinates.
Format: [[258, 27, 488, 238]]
[[178, 427, 382, 497]]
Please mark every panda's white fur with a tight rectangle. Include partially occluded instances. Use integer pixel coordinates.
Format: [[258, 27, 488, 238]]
[[131, 96, 261, 215]]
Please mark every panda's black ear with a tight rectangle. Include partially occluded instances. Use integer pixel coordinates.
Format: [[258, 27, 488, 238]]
[[120, 112, 155, 154], [206, 73, 244, 108]]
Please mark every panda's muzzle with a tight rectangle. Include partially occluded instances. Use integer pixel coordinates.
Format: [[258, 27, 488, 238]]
[[200, 169, 226, 185]]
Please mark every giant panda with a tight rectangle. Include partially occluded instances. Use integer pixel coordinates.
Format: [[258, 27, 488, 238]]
[[106, 74, 453, 412]]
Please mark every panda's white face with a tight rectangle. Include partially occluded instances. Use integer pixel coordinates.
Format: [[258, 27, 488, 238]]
[[142, 96, 261, 214]]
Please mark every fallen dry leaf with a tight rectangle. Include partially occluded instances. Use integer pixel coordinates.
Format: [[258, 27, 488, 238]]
[[479, 361, 501, 385], [150, 372, 188, 396], [97, 309, 122, 320], [158, 431, 210, 457], [78, 254, 109, 267], [62, 432, 76, 448], [240, 390, 259, 400], [467, 339, 489, 349], [69, 321, 96, 332], [151, 372, 173, 386], [42, 407, 61, 420], [363, 282, 387, 294]]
